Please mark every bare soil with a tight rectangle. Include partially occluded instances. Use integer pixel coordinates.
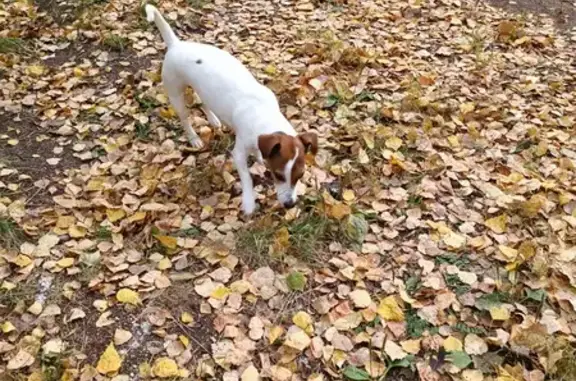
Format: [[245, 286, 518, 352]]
[[485, 0, 576, 30]]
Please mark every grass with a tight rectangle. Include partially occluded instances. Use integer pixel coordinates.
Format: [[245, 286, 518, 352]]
[[135, 122, 152, 141], [209, 133, 235, 156], [235, 207, 351, 266], [135, 93, 160, 111], [40, 351, 65, 381], [0, 280, 36, 310], [406, 309, 438, 338], [0, 217, 25, 250], [101, 34, 129, 52], [444, 273, 471, 296], [95, 225, 112, 240], [0, 37, 28, 54], [186, 0, 211, 6]]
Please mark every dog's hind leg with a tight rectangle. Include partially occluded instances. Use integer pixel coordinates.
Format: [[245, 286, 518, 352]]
[[164, 81, 204, 149], [201, 106, 222, 129]]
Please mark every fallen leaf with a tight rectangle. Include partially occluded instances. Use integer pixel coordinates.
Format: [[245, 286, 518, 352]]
[[116, 288, 141, 305], [485, 214, 508, 234], [443, 336, 463, 352], [377, 296, 404, 321], [384, 340, 408, 360], [152, 357, 179, 378], [349, 289, 372, 308], [96, 343, 122, 374]]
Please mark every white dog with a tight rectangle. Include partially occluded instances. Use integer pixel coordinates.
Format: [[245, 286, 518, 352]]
[[145, 4, 318, 215]]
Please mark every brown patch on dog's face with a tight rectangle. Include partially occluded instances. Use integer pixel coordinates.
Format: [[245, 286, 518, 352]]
[[258, 132, 318, 207]]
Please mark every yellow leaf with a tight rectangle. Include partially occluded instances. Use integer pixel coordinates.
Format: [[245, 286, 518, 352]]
[[273, 227, 290, 250], [1, 281, 16, 291], [157, 257, 172, 270], [13, 254, 32, 267], [210, 285, 230, 300], [520, 194, 545, 217], [490, 306, 510, 321], [460, 102, 475, 114], [342, 189, 355, 202], [385, 136, 403, 150], [292, 311, 314, 335], [96, 343, 122, 375], [86, 178, 105, 191], [151, 357, 179, 378], [327, 203, 351, 220], [517, 241, 536, 262], [69, 225, 87, 238], [56, 257, 75, 268], [106, 209, 126, 223], [497, 245, 518, 262], [447, 135, 460, 148], [443, 232, 466, 249], [264, 64, 276, 74], [534, 141, 548, 157], [268, 325, 284, 343], [181, 312, 194, 324], [179, 335, 189, 347], [443, 336, 463, 351], [56, 215, 75, 229], [26, 65, 45, 76], [485, 214, 508, 234], [7, 139, 18, 146], [139, 362, 151, 378], [496, 366, 523, 381], [159, 107, 176, 119], [154, 235, 177, 250], [400, 339, 421, 354], [116, 288, 141, 305], [1, 321, 16, 333], [128, 211, 147, 222], [377, 296, 404, 322]]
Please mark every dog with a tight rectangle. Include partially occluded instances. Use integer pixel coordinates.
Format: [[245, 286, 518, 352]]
[[145, 4, 318, 215]]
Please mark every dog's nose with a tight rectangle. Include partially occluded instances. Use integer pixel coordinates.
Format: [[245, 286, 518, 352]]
[[283, 200, 296, 209]]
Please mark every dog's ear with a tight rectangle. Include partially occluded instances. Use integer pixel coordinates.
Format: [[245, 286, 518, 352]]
[[298, 132, 318, 155], [258, 134, 282, 159]]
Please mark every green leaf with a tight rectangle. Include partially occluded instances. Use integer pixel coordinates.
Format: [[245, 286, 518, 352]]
[[324, 94, 340, 109], [343, 366, 370, 381], [286, 271, 306, 291], [390, 354, 415, 369], [526, 289, 545, 302], [447, 351, 472, 369]]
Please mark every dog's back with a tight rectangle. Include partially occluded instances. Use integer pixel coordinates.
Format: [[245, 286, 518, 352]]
[[163, 41, 278, 129]]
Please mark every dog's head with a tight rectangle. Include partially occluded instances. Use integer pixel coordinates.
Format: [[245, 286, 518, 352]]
[[258, 132, 318, 208]]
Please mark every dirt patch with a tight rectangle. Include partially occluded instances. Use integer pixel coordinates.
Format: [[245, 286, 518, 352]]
[[149, 282, 217, 354], [484, 0, 576, 30], [33, 0, 103, 27], [0, 111, 81, 206]]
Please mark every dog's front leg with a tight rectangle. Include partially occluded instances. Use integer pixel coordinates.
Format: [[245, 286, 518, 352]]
[[232, 146, 256, 215]]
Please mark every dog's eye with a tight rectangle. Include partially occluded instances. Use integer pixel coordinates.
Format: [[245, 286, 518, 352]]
[[274, 172, 285, 182]]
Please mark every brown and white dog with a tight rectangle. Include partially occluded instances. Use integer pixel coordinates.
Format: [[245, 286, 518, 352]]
[[146, 4, 318, 215]]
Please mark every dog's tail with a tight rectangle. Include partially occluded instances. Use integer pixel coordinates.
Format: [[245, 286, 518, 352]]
[[145, 4, 179, 48]]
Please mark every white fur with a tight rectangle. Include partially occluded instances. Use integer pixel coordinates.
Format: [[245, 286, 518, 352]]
[[276, 148, 298, 206], [146, 5, 298, 215]]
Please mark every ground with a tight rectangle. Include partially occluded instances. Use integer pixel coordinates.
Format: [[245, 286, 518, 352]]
[[0, 0, 575, 380]]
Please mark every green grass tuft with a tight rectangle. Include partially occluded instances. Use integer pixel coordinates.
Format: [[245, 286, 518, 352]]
[[0, 217, 25, 250], [0, 37, 28, 54], [101, 34, 129, 52]]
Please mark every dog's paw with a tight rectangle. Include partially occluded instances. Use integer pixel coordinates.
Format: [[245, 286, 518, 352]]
[[207, 113, 222, 129], [241, 196, 257, 216], [188, 136, 205, 149]]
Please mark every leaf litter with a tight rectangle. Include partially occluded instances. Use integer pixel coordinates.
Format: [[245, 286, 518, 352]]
[[1, 0, 576, 380]]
